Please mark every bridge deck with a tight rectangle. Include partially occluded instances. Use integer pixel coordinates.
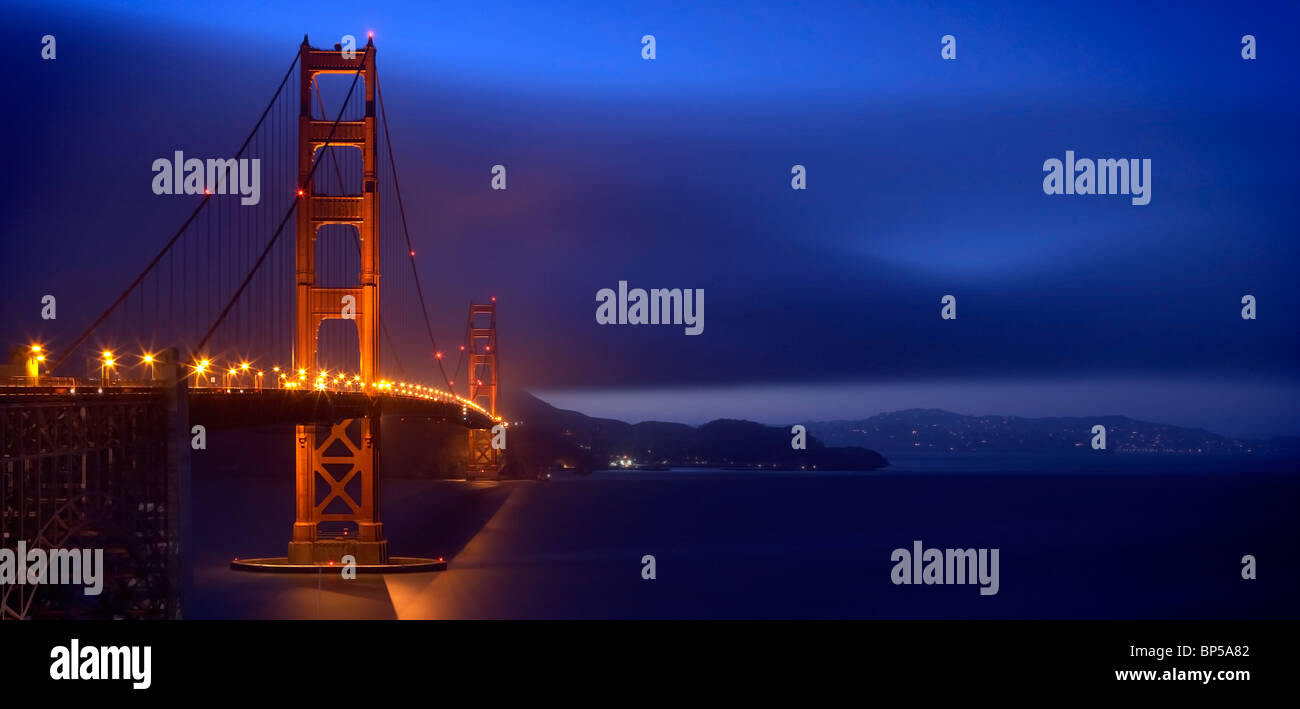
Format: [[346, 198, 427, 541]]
[[191, 389, 494, 429], [0, 386, 494, 430]]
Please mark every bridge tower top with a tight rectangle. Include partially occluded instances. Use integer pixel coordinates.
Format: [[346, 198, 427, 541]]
[[293, 35, 379, 381], [467, 301, 498, 417]]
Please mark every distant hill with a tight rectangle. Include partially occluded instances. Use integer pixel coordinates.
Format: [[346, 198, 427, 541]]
[[502, 390, 887, 471], [807, 408, 1300, 455]]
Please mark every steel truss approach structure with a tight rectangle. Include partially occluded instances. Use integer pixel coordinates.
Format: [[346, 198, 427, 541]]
[[1, 390, 178, 619]]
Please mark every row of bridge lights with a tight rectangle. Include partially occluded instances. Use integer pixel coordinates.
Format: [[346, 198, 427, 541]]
[[24, 344, 157, 384], [186, 357, 498, 421], [26, 344, 497, 421]]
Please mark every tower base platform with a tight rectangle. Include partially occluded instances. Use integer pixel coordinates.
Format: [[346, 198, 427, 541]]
[[230, 556, 447, 573]]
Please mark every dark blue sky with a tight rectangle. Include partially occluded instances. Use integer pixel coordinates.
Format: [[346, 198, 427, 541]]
[[4, 1, 1298, 436]]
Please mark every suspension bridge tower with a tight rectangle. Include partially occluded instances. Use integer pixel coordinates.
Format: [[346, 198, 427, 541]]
[[466, 301, 502, 480], [289, 35, 386, 564]]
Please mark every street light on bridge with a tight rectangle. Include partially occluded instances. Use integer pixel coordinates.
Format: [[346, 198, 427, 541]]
[[100, 351, 115, 386], [27, 344, 45, 384], [192, 359, 211, 388]]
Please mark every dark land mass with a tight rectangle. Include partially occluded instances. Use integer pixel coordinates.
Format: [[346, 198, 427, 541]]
[[495, 390, 889, 475], [809, 408, 1300, 455]]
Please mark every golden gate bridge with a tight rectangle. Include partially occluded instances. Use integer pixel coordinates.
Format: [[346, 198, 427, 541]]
[[1, 36, 506, 618]]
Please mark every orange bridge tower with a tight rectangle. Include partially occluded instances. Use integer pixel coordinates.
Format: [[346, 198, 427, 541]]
[[466, 301, 502, 480], [289, 35, 385, 564]]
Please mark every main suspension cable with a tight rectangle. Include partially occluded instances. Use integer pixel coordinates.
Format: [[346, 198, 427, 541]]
[[377, 76, 453, 392], [50, 51, 301, 374]]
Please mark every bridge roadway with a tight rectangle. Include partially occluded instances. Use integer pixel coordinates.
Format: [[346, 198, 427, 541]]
[[0, 385, 495, 430]]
